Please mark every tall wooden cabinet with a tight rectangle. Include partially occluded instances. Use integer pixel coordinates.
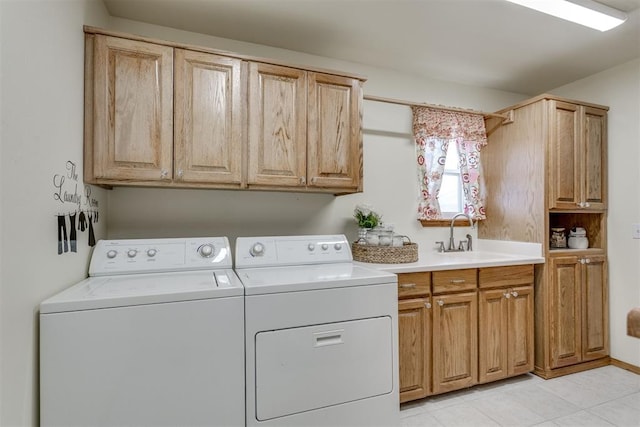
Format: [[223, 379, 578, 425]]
[[480, 94, 609, 379], [84, 27, 365, 194]]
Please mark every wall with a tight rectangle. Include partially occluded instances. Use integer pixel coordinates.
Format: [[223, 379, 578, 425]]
[[105, 18, 527, 253], [551, 58, 640, 367], [0, 1, 110, 425]]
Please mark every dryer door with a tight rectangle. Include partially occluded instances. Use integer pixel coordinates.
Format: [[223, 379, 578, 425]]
[[254, 316, 393, 421]]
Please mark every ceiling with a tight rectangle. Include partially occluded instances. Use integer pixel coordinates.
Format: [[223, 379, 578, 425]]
[[103, 0, 640, 95]]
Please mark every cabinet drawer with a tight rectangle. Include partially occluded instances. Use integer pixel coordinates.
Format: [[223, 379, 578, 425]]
[[432, 269, 477, 294], [397, 273, 431, 298], [478, 265, 534, 289]]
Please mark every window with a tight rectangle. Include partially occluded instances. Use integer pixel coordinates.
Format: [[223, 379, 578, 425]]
[[438, 143, 463, 217]]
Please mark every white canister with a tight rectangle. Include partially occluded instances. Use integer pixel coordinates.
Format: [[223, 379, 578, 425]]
[[568, 227, 589, 249]]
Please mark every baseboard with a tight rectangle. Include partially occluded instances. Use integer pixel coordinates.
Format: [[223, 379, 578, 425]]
[[533, 357, 610, 379], [610, 358, 640, 375]]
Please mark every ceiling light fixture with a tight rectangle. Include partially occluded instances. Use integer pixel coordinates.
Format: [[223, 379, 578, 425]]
[[505, 0, 628, 31]]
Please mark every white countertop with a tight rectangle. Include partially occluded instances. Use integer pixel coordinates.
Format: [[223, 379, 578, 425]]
[[354, 239, 545, 273]]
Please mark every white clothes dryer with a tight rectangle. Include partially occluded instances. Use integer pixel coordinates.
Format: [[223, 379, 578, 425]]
[[235, 235, 400, 427], [40, 237, 244, 427]]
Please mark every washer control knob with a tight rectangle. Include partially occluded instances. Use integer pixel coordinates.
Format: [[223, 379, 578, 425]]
[[146, 248, 157, 258], [308, 243, 316, 251], [106, 250, 117, 259], [321, 243, 329, 251], [127, 249, 138, 258], [250, 243, 265, 257], [198, 244, 215, 258], [334, 243, 343, 251]]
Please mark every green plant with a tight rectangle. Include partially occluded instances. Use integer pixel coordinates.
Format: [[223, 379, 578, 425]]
[[353, 204, 381, 229]]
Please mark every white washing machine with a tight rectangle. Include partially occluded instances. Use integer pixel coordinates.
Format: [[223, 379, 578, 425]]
[[235, 235, 400, 427], [40, 237, 245, 427]]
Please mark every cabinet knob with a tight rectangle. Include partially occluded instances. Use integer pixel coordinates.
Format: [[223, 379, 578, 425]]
[[584, 258, 591, 264], [504, 292, 511, 299], [160, 169, 169, 179], [437, 300, 444, 306], [584, 202, 591, 208], [300, 177, 306, 184], [425, 302, 432, 309], [177, 169, 184, 179], [511, 291, 519, 297]]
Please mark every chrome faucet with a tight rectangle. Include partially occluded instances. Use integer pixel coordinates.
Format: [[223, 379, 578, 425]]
[[447, 212, 474, 251]]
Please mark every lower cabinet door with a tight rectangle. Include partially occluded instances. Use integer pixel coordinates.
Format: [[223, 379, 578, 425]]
[[582, 256, 608, 361], [508, 285, 534, 376], [479, 288, 509, 383], [432, 292, 477, 394], [398, 298, 431, 402], [550, 256, 583, 368]]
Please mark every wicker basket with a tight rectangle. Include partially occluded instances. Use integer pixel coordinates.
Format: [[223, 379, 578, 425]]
[[351, 242, 418, 264]]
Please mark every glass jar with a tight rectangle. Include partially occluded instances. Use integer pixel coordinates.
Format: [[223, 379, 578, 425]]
[[550, 227, 567, 248], [377, 224, 394, 246]]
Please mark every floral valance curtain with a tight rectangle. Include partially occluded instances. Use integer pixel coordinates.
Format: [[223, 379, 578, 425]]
[[412, 106, 488, 221]]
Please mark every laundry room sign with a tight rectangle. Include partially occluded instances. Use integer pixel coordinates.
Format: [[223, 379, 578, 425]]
[[52, 160, 99, 254]]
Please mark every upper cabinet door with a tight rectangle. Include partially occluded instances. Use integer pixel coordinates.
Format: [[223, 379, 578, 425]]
[[548, 101, 607, 210], [548, 101, 581, 210], [307, 73, 362, 191], [247, 63, 307, 187], [91, 35, 173, 181], [582, 107, 607, 210], [174, 49, 244, 185]]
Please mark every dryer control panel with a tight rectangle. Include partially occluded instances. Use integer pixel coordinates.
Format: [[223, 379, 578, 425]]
[[235, 235, 351, 268], [89, 237, 232, 276]]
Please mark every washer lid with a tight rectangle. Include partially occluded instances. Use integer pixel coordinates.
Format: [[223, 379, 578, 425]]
[[40, 269, 243, 313], [236, 263, 397, 295]]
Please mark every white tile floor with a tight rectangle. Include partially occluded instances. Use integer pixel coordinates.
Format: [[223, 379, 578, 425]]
[[400, 366, 640, 426]]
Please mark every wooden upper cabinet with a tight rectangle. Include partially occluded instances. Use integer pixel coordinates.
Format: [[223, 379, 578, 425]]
[[89, 35, 173, 182], [548, 101, 607, 210], [582, 107, 607, 210], [85, 28, 365, 193], [307, 73, 362, 190], [174, 49, 244, 185], [248, 63, 307, 187]]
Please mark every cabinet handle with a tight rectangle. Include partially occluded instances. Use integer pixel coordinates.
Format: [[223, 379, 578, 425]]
[[400, 283, 416, 289], [437, 299, 444, 306], [425, 302, 432, 309], [450, 279, 466, 284], [504, 292, 511, 299], [511, 291, 519, 297]]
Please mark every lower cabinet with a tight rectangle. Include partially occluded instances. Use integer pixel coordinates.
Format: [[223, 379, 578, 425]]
[[549, 254, 608, 369], [398, 298, 431, 402], [478, 285, 534, 383], [398, 265, 535, 403], [432, 291, 478, 394]]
